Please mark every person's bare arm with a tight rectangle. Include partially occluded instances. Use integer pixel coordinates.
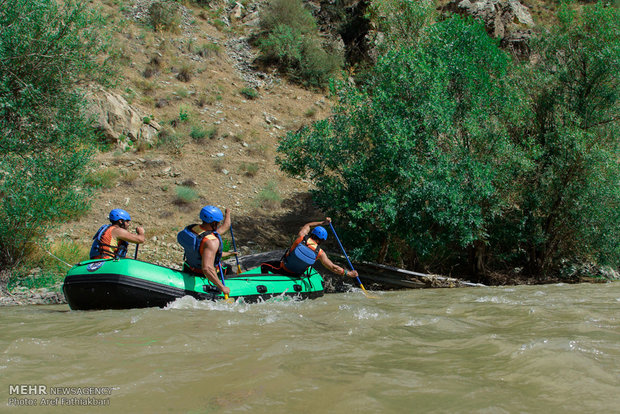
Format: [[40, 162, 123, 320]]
[[113, 226, 145, 244], [298, 217, 331, 238], [218, 208, 231, 235], [202, 238, 230, 295], [318, 251, 358, 278]]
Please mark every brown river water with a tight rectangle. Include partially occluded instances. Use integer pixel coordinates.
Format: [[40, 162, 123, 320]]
[[2, 282, 620, 413]]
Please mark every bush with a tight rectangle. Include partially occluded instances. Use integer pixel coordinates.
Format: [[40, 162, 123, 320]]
[[149, 1, 181, 33], [190, 125, 216, 142], [240, 87, 258, 99], [84, 168, 120, 189], [0, 0, 113, 268], [258, 0, 343, 88], [175, 186, 198, 204], [156, 128, 184, 153], [255, 181, 282, 209], [240, 162, 260, 177]]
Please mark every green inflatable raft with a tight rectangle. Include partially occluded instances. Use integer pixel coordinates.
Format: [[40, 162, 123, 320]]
[[62, 258, 324, 310]]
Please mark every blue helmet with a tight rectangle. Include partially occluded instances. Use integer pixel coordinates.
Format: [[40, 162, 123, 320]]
[[200, 205, 223, 223], [109, 208, 131, 222], [311, 226, 328, 241]]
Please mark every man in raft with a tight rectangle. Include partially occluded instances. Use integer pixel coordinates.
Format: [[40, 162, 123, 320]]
[[177, 205, 236, 297], [261, 217, 359, 279], [90, 208, 146, 259]]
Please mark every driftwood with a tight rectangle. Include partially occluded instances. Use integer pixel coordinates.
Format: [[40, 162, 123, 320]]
[[223, 250, 484, 291]]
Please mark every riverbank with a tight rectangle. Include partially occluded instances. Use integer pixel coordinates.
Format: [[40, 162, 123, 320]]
[[0, 285, 66, 306]]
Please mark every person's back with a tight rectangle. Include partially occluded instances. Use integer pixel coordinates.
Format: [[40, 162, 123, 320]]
[[176, 205, 232, 296], [260, 218, 359, 280]]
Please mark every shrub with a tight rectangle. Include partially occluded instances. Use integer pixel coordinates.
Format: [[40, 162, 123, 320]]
[[190, 125, 207, 141], [84, 168, 120, 189], [156, 128, 184, 153], [194, 42, 221, 57], [149, 1, 181, 33], [175, 186, 198, 204], [277, 16, 518, 274], [240, 87, 258, 99], [256, 181, 282, 209], [240, 162, 260, 177], [258, 0, 342, 88], [177, 64, 192, 82]]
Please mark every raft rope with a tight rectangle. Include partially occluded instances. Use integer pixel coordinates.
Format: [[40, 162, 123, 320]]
[[34, 242, 73, 269]]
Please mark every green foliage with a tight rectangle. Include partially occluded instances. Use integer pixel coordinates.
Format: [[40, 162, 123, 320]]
[[189, 124, 216, 141], [175, 185, 199, 204], [278, 6, 619, 279], [278, 16, 521, 272], [0, 0, 113, 268], [506, 3, 620, 274], [179, 106, 190, 122], [7, 239, 88, 290], [255, 181, 282, 209], [257, 0, 343, 88], [84, 168, 120, 189], [367, 0, 436, 52], [240, 87, 258, 100]]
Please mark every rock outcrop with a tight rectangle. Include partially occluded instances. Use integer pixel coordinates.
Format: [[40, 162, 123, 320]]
[[85, 88, 161, 150], [441, 0, 534, 57]]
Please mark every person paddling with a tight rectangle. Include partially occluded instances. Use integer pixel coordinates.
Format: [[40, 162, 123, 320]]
[[90, 209, 146, 259], [261, 217, 359, 279], [177, 205, 236, 297]]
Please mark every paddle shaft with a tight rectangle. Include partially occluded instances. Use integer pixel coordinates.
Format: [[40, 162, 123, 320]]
[[134, 244, 139, 259], [218, 261, 230, 301], [327, 222, 368, 292], [229, 224, 242, 273]]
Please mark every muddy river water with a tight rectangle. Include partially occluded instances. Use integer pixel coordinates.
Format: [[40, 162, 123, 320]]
[[2, 282, 619, 413]]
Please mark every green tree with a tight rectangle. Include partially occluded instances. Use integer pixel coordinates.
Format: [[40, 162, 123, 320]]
[[509, 3, 620, 275], [0, 0, 112, 266], [278, 16, 521, 275]]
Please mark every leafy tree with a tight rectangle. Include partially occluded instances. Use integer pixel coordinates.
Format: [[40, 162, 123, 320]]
[[0, 0, 112, 267], [508, 3, 620, 275], [278, 16, 521, 275]]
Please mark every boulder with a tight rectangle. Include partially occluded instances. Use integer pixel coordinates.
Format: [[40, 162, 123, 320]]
[[84, 88, 161, 149]]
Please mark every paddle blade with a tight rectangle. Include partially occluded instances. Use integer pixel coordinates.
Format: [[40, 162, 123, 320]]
[[359, 283, 378, 299]]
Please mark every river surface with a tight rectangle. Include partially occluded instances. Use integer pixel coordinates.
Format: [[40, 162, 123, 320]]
[[2, 282, 620, 413]]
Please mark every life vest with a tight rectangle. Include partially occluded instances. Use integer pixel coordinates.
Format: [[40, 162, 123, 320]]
[[282, 235, 322, 274], [89, 224, 128, 259], [177, 224, 222, 272]]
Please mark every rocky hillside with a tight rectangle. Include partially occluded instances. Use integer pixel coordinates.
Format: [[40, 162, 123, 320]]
[[67, 0, 334, 269]]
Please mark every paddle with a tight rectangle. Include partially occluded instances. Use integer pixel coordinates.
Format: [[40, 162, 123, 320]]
[[328, 222, 376, 299], [229, 224, 242, 274], [134, 244, 139, 260], [218, 261, 233, 303]]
